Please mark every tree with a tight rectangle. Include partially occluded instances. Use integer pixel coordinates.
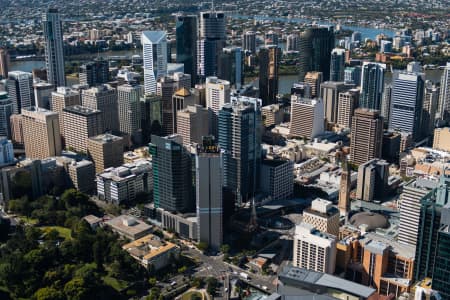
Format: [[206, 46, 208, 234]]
[[206, 277, 218, 296], [34, 287, 63, 300], [63, 278, 89, 300], [220, 244, 230, 254]]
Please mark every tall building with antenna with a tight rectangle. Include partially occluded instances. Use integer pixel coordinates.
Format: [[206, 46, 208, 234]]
[[43, 8, 66, 88]]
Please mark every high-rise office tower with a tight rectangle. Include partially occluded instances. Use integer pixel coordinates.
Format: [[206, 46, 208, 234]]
[[293, 223, 337, 274], [260, 158, 294, 201], [338, 159, 351, 216], [290, 97, 324, 139], [388, 71, 425, 141], [82, 84, 119, 133], [258, 45, 280, 106], [63, 105, 103, 152], [117, 84, 143, 145], [51, 87, 81, 138], [176, 14, 198, 86], [7, 71, 34, 114], [10, 114, 24, 146], [350, 109, 383, 165], [398, 179, 436, 247], [0, 137, 14, 166], [142, 31, 168, 94], [359, 62, 386, 110], [0, 49, 9, 79], [432, 212, 450, 299], [87, 133, 124, 173], [291, 82, 312, 99], [33, 82, 53, 109], [329, 48, 346, 82], [298, 26, 335, 81], [140, 94, 162, 142], [22, 106, 62, 159], [337, 89, 359, 129], [150, 134, 193, 213], [196, 137, 223, 251], [242, 31, 256, 54], [422, 81, 439, 138], [218, 47, 244, 90], [218, 96, 262, 205], [171, 88, 197, 134], [177, 105, 209, 145], [344, 66, 361, 85], [264, 31, 279, 46], [356, 159, 389, 202], [381, 84, 392, 127], [197, 11, 226, 80], [438, 62, 450, 121], [0, 92, 13, 138], [304, 71, 323, 98], [42, 8, 66, 88], [286, 34, 299, 52], [157, 73, 191, 136], [320, 81, 353, 126], [79, 59, 109, 87], [206, 76, 231, 137]]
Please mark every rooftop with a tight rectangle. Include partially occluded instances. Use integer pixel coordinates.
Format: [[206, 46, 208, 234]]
[[89, 133, 123, 144], [279, 265, 375, 298], [122, 234, 178, 261], [105, 215, 152, 237], [63, 105, 101, 116]]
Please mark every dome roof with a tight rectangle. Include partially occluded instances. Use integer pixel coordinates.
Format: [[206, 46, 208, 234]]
[[349, 212, 389, 231]]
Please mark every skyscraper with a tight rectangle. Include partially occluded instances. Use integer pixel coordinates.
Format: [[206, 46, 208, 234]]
[[206, 76, 231, 137], [42, 8, 66, 88], [117, 84, 143, 145], [359, 62, 386, 110], [51, 87, 81, 138], [22, 106, 62, 159], [350, 109, 383, 165], [142, 31, 168, 94], [258, 45, 279, 106], [356, 159, 389, 202], [79, 59, 109, 87], [422, 81, 439, 138], [381, 84, 392, 127], [329, 48, 346, 82], [157, 73, 191, 136], [293, 223, 337, 274], [0, 49, 9, 79], [218, 96, 262, 205], [218, 47, 244, 90], [0, 92, 13, 138], [388, 71, 425, 141], [298, 26, 335, 81], [344, 66, 361, 85], [290, 97, 324, 139], [264, 31, 279, 46], [337, 89, 359, 129], [140, 94, 162, 142], [196, 137, 223, 251], [33, 82, 53, 109], [320, 81, 352, 126], [150, 134, 193, 213], [82, 84, 119, 133], [197, 11, 226, 80], [63, 105, 103, 152], [438, 62, 450, 121], [286, 34, 299, 52], [304, 71, 323, 98], [176, 14, 198, 86], [87, 133, 124, 173], [432, 221, 450, 299], [243, 31, 256, 54], [7, 71, 34, 114], [176, 105, 209, 145]]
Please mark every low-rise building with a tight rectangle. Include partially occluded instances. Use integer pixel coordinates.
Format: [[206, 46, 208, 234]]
[[302, 198, 340, 236], [105, 215, 152, 240], [122, 234, 180, 270], [97, 160, 152, 204]]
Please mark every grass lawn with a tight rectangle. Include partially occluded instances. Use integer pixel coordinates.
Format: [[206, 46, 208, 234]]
[[18, 216, 38, 225], [102, 276, 129, 292], [181, 291, 204, 300], [40, 226, 72, 240]]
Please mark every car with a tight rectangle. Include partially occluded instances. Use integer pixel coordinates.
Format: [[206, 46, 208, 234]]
[[170, 281, 176, 286]]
